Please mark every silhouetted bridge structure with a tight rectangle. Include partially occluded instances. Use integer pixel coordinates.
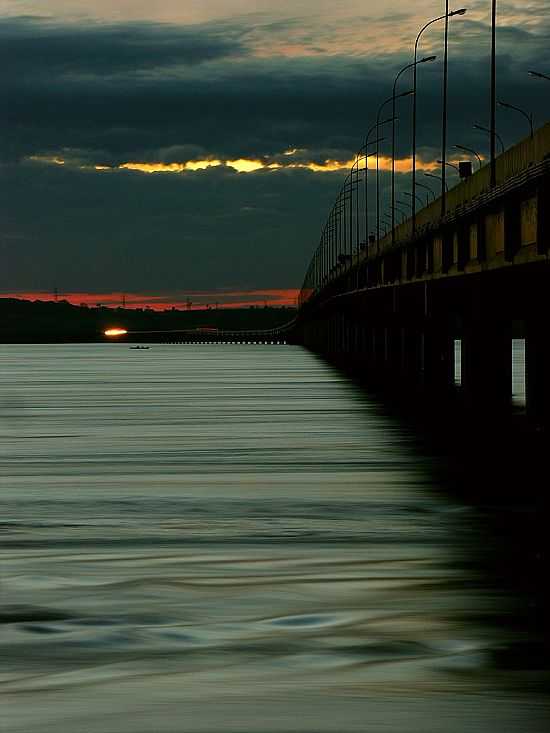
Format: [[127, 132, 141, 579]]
[[157, 328, 292, 345], [289, 123, 550, 422]]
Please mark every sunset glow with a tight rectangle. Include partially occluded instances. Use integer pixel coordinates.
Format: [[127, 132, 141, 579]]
[[30, 153, 443, 176], [1, 289, 300, 311], [104, 328, 128, 336]]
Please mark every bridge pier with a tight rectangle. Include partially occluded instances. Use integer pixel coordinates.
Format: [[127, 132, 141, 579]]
[[461, 317, 512, 415], [526, 318, 550, 424], [422, 319, 455, 396]]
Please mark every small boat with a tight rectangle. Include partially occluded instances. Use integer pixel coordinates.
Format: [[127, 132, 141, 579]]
[[130, 345, 150, 350]]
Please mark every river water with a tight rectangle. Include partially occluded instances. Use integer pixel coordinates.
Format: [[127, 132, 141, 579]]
[[1, 344, 548, 732]]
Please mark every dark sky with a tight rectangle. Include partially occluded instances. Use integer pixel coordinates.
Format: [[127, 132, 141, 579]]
[[1, 0, 548, 307]]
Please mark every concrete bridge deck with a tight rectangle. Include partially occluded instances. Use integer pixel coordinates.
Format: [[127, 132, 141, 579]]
[[294, 123, 550, 423]]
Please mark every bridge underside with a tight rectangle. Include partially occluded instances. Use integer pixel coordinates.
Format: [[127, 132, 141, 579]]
[[294, 125, 550, 424], [294, 262, 549, 422]]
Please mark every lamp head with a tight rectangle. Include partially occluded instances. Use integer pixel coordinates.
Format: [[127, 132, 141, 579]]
[[450, 8, 467, 16], [421, 55, 437, 63]]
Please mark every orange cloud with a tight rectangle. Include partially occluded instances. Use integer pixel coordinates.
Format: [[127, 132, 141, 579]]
[[28, 151, 445, 176]]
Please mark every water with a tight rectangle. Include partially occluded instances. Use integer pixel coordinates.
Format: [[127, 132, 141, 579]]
[[1, 344, 548, 732]]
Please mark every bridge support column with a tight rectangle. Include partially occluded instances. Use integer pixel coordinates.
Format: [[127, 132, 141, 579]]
[[462, 318, 512, 415], [526, 318, 550, 424], [422, 320, 454, 395], [400, 327, 421, 383]]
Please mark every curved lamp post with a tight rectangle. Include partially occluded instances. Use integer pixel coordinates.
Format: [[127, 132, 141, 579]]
[[474, 123, 505, 154], [437, 159, 460, 173], [403, 190, 425, 207], [392, 56, 436, 242], [365, 120, 393, 250], [416, 180, 437, 204], [424, 171, 449, 193], [498, 100, 534, 138], [454, 143, 482, 169], [377, 91, 413, 247], [412, 7, 467, 228]]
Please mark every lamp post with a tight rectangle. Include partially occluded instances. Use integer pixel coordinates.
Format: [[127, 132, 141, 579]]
[[377, 92, 413, 247], [528, 70, 550, 82], [425, 171, 448, 192], [498, 100, 534, 138], [474, 123, 505, 153], [365, 121, 392, 252], [454, 144, 482, 169], [437, 159, 460, 173], [412, 8, 467, 231], [392, 56, 436, 242], [490, 0, 497, 187], [403, 190, 425, 207], [416, 180, 437, 204]]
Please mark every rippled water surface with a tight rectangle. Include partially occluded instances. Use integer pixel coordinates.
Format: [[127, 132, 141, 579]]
[[1, 344, 548, 732]]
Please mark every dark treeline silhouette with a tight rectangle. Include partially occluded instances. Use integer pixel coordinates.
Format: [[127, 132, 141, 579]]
[[0, 299, 296, 343]]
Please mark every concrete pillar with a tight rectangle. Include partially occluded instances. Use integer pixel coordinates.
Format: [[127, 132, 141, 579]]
[[422, 321, 454, 395], [462, 319, 512, 414], [526, 319, 550, 424]]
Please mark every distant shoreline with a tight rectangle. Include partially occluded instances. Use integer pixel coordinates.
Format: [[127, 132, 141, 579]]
[[0, 298, 296, 344]]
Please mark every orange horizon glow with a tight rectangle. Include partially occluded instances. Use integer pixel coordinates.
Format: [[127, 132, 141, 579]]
[[104, 328, 128, 337], [29, 152, 452, 176], [1, 289, 300, 311]]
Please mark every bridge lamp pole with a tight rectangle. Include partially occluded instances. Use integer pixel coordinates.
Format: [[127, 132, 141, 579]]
[[498, 100, 534, 138], [377, 92, 413, 250], [394, 204, 409, 224], [437, 159, 460, 173], [441, 1, 468, 216], [392, 56, 436, 243], [352, 150, 367, 259], [474, 123, 505, 154], [413, 8, 466, 232], [424, 171, 448, 193], [490, 0, 497, 187], [365, 121, 392, 252], [528, 70, 550, 82], [454, 143, 482, 169], [403, 190, 425, 207], [397, 198, 413, 214], [416, 179, 436, 204]]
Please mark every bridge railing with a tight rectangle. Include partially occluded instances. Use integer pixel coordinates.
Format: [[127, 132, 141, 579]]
[[298, 122, 550, 310]]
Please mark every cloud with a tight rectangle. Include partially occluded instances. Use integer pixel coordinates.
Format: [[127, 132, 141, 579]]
[[2, 6, 549, 295], [0, 16, 246, 78]]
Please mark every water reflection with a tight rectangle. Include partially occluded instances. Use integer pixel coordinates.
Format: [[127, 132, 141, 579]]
[[0, 344, 548, 732]]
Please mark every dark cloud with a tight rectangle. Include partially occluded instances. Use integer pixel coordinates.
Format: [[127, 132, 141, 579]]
[[0, 161, 341, 292], [0, 16, 246, 77], [2, 8, 549, 293]]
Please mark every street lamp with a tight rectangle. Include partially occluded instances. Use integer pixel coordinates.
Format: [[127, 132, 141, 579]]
[[403, 190, 425, 207], [412, 8, 467, 230], [528, 70, 550, 82], [377, 91, 413, 246], [425, 171, 449, 193], [392, 56, 436, 242], [365, 120, 393, 253], [454, 144, 482, 169], [437, 159, 460, 173], [474, 123, 505, 153], [498, 100, 534, 138], [416, 180, 437, 204]]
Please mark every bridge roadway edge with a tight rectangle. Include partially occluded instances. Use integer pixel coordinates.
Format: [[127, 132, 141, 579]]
[[291, 124, 550, 430]]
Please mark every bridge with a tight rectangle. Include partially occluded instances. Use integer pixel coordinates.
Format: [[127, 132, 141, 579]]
[[287, 122, 550, 423]]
